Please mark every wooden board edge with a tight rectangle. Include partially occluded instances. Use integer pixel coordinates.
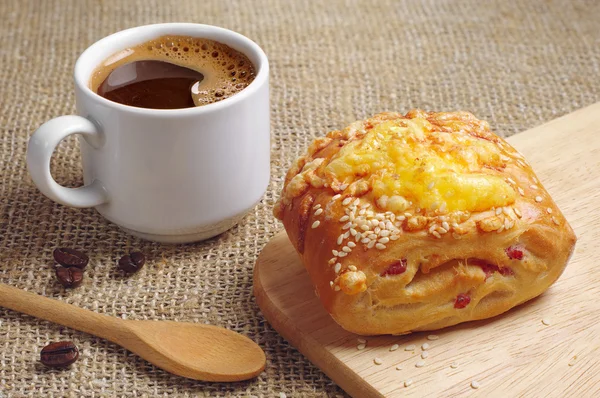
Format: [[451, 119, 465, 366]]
[[253, 235, 384, 398]]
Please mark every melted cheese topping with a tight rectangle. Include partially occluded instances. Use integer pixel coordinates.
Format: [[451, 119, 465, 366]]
[[325, 118, 516, 212]]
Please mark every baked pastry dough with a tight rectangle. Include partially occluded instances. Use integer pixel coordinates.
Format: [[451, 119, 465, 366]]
[[274, 110, 576, 335]]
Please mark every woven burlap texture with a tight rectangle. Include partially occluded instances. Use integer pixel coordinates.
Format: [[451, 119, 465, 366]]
[[0, 0, 599, 396]]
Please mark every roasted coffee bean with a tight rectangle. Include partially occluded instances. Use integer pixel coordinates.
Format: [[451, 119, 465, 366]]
[[53, 248, 89, 269], [55, 267, 84, 288], [118, 252, 146, 273], [40, 341, 79, 368]]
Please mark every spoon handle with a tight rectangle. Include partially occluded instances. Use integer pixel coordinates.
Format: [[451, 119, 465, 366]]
[[0, 283, 126, 341]]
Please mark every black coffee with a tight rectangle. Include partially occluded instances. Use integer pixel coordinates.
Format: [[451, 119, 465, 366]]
[[90, 35, 256, 109]]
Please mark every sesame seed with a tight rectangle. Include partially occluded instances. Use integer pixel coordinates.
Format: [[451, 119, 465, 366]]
[[404, 380, 413, 387], [375, 214, 385, 221], [376, 243, 387, 250], [332, 250, 339, 256], [397, 216, 406, 222], [450, 362, 459, 369], [415, 360, 426, 368], [348, 265, 357, 271], [361, 238, 371, 244], [332, 194, 341, 201], [421, 352, 429, 359], [350, 228, 357, 236], [518, 187, 525, 196], [342, 222, 352, 230], [530, 184, 538, 190], [357, 343, 366, 350], [507, 177, 516, 185], [334, 285, 341, 291], [504, 218, 510, 230], [311, 221, 320, 229], [314, 208, 323, 216], [342, 197, 352, 206], [421, 343, 429, 350], [367, 241, 375, 249], [329, 281, 334, 287], [378, 237, 390, 244], [376, 132, 384, 139], [313, 204, 322, 210], [496, 225, 505, 233], [471, 381, 481, 389], [347, 241, 356, 248], [378, 221, 386, 229], [334, 263, 342, 273], [390, 235, 399, 241], [390, 344, 399, 352], [342, 246, 352, 253], [442, 221, 450, 231], [370, 219, 379, 227], [338, 252, 347, 258], [395, 366, 402, 371], [386, 221, 394, 230], [343, 231, 350, 239], [357, 338, 367, 343], [379, 230, 390, 237], [368, 233, 378, 240], [361, 203, 371, 209], [451, 222, 459, 228], [438, 227, 448, 234], [535, 196, 543, 203], [542, 318, 551, 326], [427, 335, 439, 340], [374, 357, 383, 365], [546, 207, 553, 214], [514, 208, 522, 218], [552, 216, 560, 225], [432, 231, 442, 239], [340, 215, 350, 222], [337, 235, 344, 245], [353, 198, 360, 206], [507, 220, 515, 229], [355, 232, 362, 241], [427, 181, 435, 190], [360, 224, 370, 231], [359, 209, 366, 216], [339, 183, 349, 191], [328, 258, 336, 265], [405, 344, 416, 351], [404, 212, 412, 218], [374, 227, 381, 234], [495, 207, 502, 215]]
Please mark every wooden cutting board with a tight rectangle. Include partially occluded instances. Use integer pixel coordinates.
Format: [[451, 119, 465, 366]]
[[254, 103, 600, 398]]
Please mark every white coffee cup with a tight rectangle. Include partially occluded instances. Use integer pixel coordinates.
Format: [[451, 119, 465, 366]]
[[27, 23, 270, 243]]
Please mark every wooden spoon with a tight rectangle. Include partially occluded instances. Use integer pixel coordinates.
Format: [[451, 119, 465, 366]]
[[0, 283, 265, 381]]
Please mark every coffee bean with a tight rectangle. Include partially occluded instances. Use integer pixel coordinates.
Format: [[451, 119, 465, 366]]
[[118, 252, 146, 273], [55, 267, 84, 288], [40, 341, 79, 368], [53, 248, 89, 269]]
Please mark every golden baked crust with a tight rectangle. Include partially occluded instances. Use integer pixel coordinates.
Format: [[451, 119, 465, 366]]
[[274, 110, 576, 335]]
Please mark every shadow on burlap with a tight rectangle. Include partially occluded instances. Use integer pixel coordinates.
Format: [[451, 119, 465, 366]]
[[0, 0, 599, 397]]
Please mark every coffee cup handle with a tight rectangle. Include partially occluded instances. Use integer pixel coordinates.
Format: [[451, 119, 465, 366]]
[[27, 115, 108, 208]]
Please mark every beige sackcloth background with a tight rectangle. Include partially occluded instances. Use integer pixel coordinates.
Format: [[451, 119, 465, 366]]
[[0, 0, 599, 396]]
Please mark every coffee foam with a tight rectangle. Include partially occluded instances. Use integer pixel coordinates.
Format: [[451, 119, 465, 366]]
[[90, 35, 256, 107]]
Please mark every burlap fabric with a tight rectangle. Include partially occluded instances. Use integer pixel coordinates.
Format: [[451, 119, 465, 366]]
[[0, 0, 598, 396]]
